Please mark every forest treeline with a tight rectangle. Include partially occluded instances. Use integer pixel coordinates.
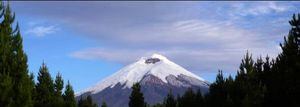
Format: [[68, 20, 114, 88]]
[[1, 2, 300, 107]]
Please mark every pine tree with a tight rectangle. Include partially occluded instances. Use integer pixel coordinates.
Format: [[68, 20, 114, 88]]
[[35, 63, 55, 107], [101, 101, 107, 107], [78, 97, 84, 107], [0, 2, 13, 106], [29, 73, 36, 106], [63, 81, 76, 107], [0, 73, 13, 107], [152, 103, 163, 107], [0, 2, 33, 106], [129, 83, 146, 107], [265, 13, 300, 107], [11, 25, 34, 107], [207, 70, 227, 107], [78, 95, 98, 107], [195, 89, 204, 107], [54, 73, 64, 107], [163, 90, 176, 107], [233, 52, 265, 107]]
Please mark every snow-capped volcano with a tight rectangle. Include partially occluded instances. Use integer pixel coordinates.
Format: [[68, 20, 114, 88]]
[[77, 53, 209, 107]]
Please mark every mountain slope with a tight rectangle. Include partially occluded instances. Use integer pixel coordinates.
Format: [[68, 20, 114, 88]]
[[77, 53, 209, 107]]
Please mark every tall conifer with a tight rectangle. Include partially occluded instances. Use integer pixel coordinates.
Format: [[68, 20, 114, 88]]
[[63, 81, 76, 107], [78, 95, 98, 107], [163, 90, 176, 107], [35, 63, 55, 107], [129, 83, 146, 107], [0, 2, 33, 106], [54, 73, 64, 107]]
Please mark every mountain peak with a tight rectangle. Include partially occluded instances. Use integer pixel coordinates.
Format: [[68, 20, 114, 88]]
[[151, 53, 167, 60], [77, 53, 206, 95], [77, 53, 209, 107]]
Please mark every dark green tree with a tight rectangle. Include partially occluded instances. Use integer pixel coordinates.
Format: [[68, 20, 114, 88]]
[[0, 73, 13, 107], [63, 81, 76, 107], [78, 95, 98, 107], [151, 103, 163, 107], [0, 2, 13, 106], [177, 88, 197, 107], [54, 73, 64, 107], [234, 52, 265, 107], [101, 101, 107, 107], [163, 90, 176, 107], [265, 13, 300, 107], [35, 63, 55, 107], [29, 73, 36, 106], [0, 2, 33, 107], [129, 83, 146, 107], [195, 89, 204, 107], [207, 70, 228, 107], [11, 25, 34, 107]]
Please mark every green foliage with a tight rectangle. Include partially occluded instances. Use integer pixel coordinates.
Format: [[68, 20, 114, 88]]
[[0, 2, 33, 107], [0, 73, 13, 107], [207, 70, 228, 107], [101, 101, 107, 107], [0, 2, 78, 107], [35, 63, 55, 107], [129, 83, 146, 107], [264, 13, 300, 107], [63, 81, 77, 107], [54, 73, 64, 107], [163, 90, 176, 107], [177, 88, 198, 107], [151, 103, 163, 107], [78, 95, 98, 107]]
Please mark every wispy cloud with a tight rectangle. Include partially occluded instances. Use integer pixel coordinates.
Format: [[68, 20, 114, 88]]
[[230, 2, 293, 17], [69, 18, 282, 73], [26, 25, 59, 37]]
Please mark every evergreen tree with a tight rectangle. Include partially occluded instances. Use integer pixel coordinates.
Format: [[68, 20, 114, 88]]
[[177, 88, 197, 107], [0, 2, 33, 106], [0, 73, 13, 107], [234, 52, 265, 107], [63, 81, 76, 107], [54, 73, 64, 107], [35, 63, 55, 107], [78, 95, 98, 107], [78, 98, 84, 107], [151, 103, 163, 107], [11, 24, 34, 107], [29, 73, 36, 106], [195, 89, 204, 107], [207, 70, 227, 107], [163, 90, 176, 107], [0, 3, 13, 106], [101, 101, 107, 107], [129, 83, 146, 107], [265, 13, 300, 107], [234, 52, 251, 107]]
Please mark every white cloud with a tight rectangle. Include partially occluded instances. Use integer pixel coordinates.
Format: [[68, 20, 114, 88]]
[[231, 2, 292, 17], [70, 46, 281, 74], [70, 18, 282, 73], [26, 25, 59, 37]]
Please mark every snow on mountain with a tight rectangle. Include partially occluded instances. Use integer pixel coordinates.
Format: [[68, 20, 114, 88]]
[[77, 53, 206, 95]]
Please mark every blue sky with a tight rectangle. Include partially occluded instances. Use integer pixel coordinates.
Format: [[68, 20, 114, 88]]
[[9, 1, 300, 92]]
